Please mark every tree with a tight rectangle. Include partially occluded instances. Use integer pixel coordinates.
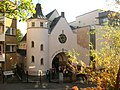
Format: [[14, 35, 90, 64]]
[[88, 1, 120, 89], [16, 29, 23, 47], [88, 26, 120, 89], [0, 0, 35, 21]]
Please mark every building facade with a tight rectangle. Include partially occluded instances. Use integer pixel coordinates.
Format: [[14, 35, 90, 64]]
[[69, 9, 120, 52], [0, 13, 17, 71], [26, 3, 90, 75]]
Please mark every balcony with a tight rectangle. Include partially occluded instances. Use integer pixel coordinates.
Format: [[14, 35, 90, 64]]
[[0, 26, 5, 41], [0, 53, 5, 62], [0, 34, 5, 41]]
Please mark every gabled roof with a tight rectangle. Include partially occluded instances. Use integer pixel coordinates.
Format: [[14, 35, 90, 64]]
[[17, 49, 26, 56], [20, 34, 26, 42], [70, 25, 76, 30], [49, 16, 61, 33], [46, 9, 56, 19]]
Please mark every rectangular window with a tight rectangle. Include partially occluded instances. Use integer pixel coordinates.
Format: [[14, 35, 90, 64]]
[[6, 45, 16, 52], [40, 22, 43, 27], [5, 27, 16, 35], [32, 22, 35, 27], [6, 27, 10, 34]]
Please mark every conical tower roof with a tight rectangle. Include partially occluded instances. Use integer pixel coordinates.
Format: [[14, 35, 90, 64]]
[[32, 3, 46, 19]]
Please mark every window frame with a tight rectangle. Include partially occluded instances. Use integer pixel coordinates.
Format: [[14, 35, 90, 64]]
[[6, 45, 16, 52], [5, 27, 16, 35]]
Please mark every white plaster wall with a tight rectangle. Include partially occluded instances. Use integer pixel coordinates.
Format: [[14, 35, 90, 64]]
[[49, 17, 77, 68], [76, 10, 99, 27]]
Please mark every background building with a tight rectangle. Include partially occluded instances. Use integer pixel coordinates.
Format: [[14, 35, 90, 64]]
[[0, 13, 17, 71]]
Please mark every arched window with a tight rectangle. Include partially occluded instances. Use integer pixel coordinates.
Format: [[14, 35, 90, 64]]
[[40, 44, 43, 51], [40, 58, 44, 65], [31, 41, 34, 48], [31, 56, 35, 63]]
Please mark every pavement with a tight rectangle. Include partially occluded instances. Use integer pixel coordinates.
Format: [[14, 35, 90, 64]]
[[0, 74, 97, 90]]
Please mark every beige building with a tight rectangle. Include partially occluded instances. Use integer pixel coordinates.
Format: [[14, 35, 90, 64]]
[[0, 14, 17, 71]]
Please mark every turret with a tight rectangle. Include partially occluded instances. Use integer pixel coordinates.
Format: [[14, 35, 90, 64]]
[[26, 3, 49, 75]]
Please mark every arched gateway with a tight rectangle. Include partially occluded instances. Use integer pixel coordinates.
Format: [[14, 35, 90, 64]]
[[51, 52, 68, 79]]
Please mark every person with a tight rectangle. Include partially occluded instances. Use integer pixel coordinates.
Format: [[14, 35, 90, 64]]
[[72, 86, 79, 90], [46, 70, 49, 80]]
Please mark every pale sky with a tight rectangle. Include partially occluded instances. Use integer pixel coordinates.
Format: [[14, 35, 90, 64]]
[[17, 0, 113, 35]]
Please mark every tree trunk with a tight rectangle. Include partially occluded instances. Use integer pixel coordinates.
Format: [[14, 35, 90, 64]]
[[114, 65, 120, 90]]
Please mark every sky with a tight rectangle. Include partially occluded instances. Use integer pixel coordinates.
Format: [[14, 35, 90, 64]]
[[17, 0, 113, 35]]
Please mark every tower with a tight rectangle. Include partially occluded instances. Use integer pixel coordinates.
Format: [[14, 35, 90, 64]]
[[26, 3, 48, 75]]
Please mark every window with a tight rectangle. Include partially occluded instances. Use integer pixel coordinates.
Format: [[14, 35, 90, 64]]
[[31, 56, 35, 63], [32, 22, 35, 27], [6, 27, 10, 34], [40, 44, 43, 51], [102, 18, 108, 25], [12, 28, 15, 35], [6, 27, 16, 35], [31, 41, 34, 48], [40, 58, 44, 65], [6, 45, 16, 52], [40, 22, 43, 27]]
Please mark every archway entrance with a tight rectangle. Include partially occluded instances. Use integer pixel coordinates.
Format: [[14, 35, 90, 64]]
[[51, 52, 67, 79]]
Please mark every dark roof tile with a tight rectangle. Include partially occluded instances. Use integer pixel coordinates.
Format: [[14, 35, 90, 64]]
[[21, 34, 26, 42], [49, 16, 61, 33], [46, 9, 56, 19], [31, 3, 46, 19]]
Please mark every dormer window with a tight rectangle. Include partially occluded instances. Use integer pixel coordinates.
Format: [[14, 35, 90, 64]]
[[32, 22, 35, 27], [40, 22, 43, 27]]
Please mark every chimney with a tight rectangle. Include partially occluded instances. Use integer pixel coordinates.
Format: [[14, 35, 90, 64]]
[[61, 12, 65, 18]]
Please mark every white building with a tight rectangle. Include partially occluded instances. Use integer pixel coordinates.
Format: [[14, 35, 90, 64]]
[[26, 3, 90, 75], [69, 9, 105, 28]]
